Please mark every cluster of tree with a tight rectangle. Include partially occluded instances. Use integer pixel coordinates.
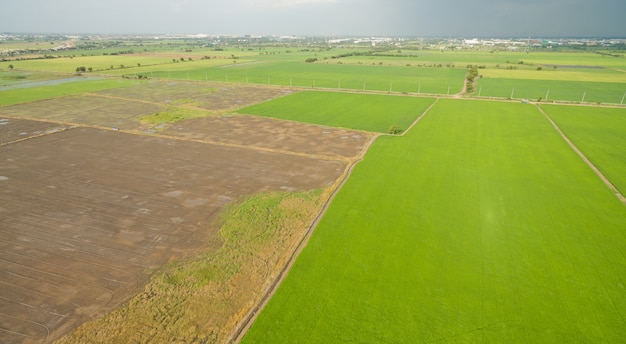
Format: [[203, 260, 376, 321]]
[[465, 65, 482, 94], [104, 49, 135, 56], [75, 66, 93, 73], [305, 57, 318, 63], [330, 51, 375, 59], [595, 51, 625, 58], [122, 74, 149, 79], [173, 57, 193, 62], [388, 126, 402, 135]]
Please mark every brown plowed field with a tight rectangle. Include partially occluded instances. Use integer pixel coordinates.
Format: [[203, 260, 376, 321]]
[[162, 114, 369, 159], [95, 81, 290, 111], [0, 95, 162, 130], [0, 82, 369, 343]]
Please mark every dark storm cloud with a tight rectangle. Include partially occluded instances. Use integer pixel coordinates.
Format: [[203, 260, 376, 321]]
[[1, 0, 624, 37]]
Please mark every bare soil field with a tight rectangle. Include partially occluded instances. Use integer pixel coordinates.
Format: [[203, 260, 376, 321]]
[[163, 114, 370, 160], [95, 80, 290, 111], [0, 95, 163, 130], [0, 81, 370, 343], [0, 89, 366, 343], [0, 118, 72, 145]]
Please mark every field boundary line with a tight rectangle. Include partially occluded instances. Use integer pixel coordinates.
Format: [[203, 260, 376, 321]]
[[397, 97, 440, 137], [0, 126, 74, 147], [123, 129, 352, 163], [537, 105, 626, 205], [83, 92, 167, 107], [229, 133, 380, 343]]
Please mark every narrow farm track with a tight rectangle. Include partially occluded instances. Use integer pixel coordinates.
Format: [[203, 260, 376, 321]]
[[230, 101, 439, 343], [229, 133, 380, 343], [537, 105, 626, 205], [397, 97, 440, 137]]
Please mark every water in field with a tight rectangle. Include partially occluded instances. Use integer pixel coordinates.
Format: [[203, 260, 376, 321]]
[[0, 76, 101, 91]]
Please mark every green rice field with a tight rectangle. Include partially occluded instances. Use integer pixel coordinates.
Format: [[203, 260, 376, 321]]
[[543, 105, 626, 194], [0, 78, 138, 106], [236, 91, 435, 133], [2, 41, 625, 343], [242, 99, 626, 343], [477, 78, 626, 103]]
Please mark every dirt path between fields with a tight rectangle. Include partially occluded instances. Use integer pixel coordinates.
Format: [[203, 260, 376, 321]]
[[537, 105, 626, 205], [229, 100, 440, 343], [397, 98, 440, 137]]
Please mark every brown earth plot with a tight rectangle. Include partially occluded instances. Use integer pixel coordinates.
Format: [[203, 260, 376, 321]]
[[0, 81, 371, 343]]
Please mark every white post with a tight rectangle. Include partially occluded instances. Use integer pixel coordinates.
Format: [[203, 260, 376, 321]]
[[621, 91, 625, 105], [581, 90, 587, 103], [479, 86, 482, 97], [510, 88, 515, 99], [545, 89, 550, 101], [418, 82, 421, 94]]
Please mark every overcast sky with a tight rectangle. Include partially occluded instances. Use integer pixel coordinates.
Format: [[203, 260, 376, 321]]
[[1, 0, 624, 37]]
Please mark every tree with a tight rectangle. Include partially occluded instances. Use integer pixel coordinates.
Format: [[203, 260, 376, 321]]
[[76, 66, 86, 73], [8, 64, 13, 70]]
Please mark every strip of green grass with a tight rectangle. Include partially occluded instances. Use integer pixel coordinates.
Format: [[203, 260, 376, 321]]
[[237, 91, 435, 133], [477, 78, 626, 103], [0, 78, 137, 106], [243, 99, 626, 343], [138, 61, 465, 94], [59, 190, 325, 343], [543, 104, 626, 195]]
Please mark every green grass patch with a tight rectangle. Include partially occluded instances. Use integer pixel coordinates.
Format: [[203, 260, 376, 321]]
[[1, 55, 175, 73], [477, 77, 626, 103], [243, 99, 626, 343], [0, 70, 61, 86], [59, 189, 326, 344], [543, 104, 626, 195], [237, 91, 435, 133], [0, 78, 137, 106]]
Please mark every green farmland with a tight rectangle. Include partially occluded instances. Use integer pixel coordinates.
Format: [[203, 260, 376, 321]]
[[243, 99, 626, 343], [0, 78, 138, 106], [237, 91, 435, 133], [2, 38, 625, 343], [543, 105, 626, 194], [477, 78, 626, 103]]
